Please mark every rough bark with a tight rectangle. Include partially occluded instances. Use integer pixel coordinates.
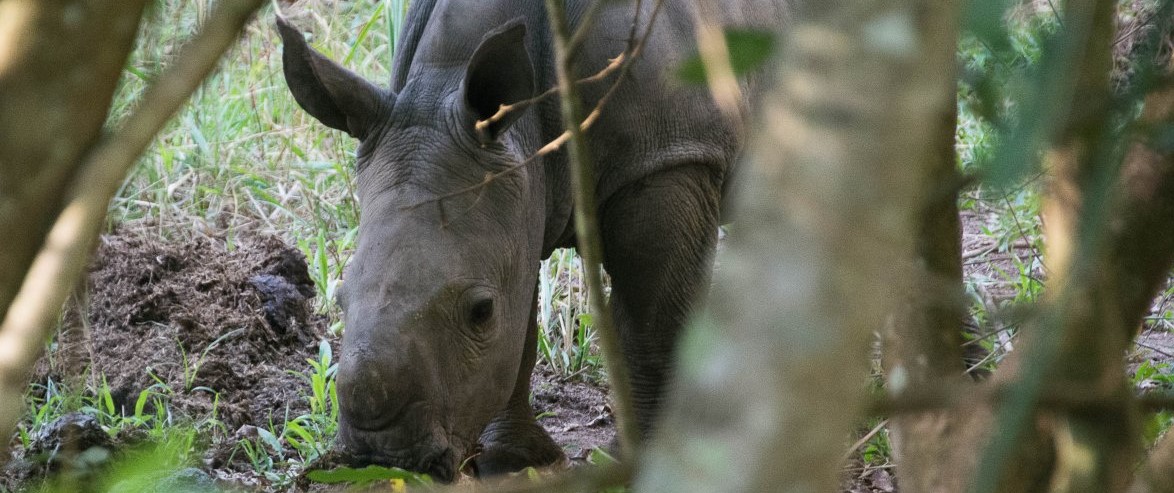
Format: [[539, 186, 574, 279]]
[[633, 2, 946, 491], [880, 1, 968, 491]]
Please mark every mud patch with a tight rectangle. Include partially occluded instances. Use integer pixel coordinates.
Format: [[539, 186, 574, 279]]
[[530, 367, 616, 462]]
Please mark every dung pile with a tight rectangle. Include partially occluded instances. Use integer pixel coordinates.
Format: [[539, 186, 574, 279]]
[[36, 230, 329, 433]]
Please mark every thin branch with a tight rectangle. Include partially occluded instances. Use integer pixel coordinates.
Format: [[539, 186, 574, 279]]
[[418, 0, 666, 215], [840, 419, 889, 465], [543, 0, 648, 457], [0, 0, 265, 445], [472, 0, 635, 143], [473, 52, 626, 141], [690, 1, 743, 122]]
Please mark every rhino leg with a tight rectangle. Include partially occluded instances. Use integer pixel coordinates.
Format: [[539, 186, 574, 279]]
[[475, 285, 565, 476], [601, 164, 722, 439]]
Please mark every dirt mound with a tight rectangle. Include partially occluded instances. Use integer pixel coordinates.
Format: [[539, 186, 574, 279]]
[[36, 230, 328, 432]]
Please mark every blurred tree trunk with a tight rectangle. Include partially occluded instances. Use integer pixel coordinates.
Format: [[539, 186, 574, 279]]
[[0, 0, 149, 325], [879, 1, 969, 491], [962, 2, 1174, 491], [0, 0, 264, 451], [633, 1, 953, 491], [0, 0, 149, 448], [1111, 78, 1174, 493]]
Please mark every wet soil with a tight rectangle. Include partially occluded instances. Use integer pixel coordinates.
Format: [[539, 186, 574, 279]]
[[2, 229, 616, 491]]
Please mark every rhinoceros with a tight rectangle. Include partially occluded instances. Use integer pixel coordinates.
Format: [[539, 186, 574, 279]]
[[277, 0, 786, 481]]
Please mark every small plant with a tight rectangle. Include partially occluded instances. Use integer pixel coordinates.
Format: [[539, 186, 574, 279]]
[[536, 248, 604, 378], [281, 340, 340, 464]]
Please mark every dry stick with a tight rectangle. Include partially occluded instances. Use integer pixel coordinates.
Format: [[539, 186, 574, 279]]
[[840, 419, 890, 465], [473, 53, 624, 141], [447, 462, 632, 493], [690, 1, 743, 123], [0, 0, 265, 444], [473, 0, 624, 143], [543, 0, 655, 458], [425, 0, 665, 215], [440, 462, 633, 493]]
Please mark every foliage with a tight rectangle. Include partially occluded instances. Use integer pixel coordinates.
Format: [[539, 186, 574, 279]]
[[305, 465, 433, 488], [536, 249, 604, 378]]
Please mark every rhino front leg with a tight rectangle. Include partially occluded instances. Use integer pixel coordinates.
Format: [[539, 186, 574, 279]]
[[601, 164, 722, 440], [475, 284, 565, 476]]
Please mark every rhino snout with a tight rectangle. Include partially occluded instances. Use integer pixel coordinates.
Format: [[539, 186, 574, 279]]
[[336, 421, 458, 483]]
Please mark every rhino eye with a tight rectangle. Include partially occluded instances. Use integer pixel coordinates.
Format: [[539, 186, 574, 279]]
[[468, 298, 494, 326]]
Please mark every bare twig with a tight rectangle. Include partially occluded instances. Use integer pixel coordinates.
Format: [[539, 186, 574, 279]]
[[840, 419, 890, 465], [472, 0, 631, 144], [0, 0, 264, 445], [416, 0, 666, 215], [867, 383, 1169, 416], [691, 1, 743, 122], [472, 53, 626, 141], [543, 0, 650, 457]]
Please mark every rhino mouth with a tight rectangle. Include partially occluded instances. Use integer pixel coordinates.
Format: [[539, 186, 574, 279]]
[[336, 425, 462, 483]]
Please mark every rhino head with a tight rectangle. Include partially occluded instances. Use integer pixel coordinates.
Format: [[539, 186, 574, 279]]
[[276, 17, 544, 481]]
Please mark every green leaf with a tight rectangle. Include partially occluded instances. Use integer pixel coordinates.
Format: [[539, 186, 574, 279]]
[[588, 447, 618, 465], [257, 427, 284, 455], [678, 28, 776, 85], [306, 465, 432, 485]]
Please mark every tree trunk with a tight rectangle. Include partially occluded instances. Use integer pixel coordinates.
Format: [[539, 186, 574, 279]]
[[0, 0, 149, 323], [0, 0, 265, 450], [964, 2, 1174, 491], [633, 1, 952, 490], [1115, 81, 1174, 493], [880, 1, 969, 491]]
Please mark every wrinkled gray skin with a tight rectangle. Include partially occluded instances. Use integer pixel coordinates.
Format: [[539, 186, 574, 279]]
[[277, 0, 786, 482]]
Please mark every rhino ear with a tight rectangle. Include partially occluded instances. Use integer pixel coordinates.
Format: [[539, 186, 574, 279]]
[[463, 19, 535, 143], [277, 16, 387, 140]]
